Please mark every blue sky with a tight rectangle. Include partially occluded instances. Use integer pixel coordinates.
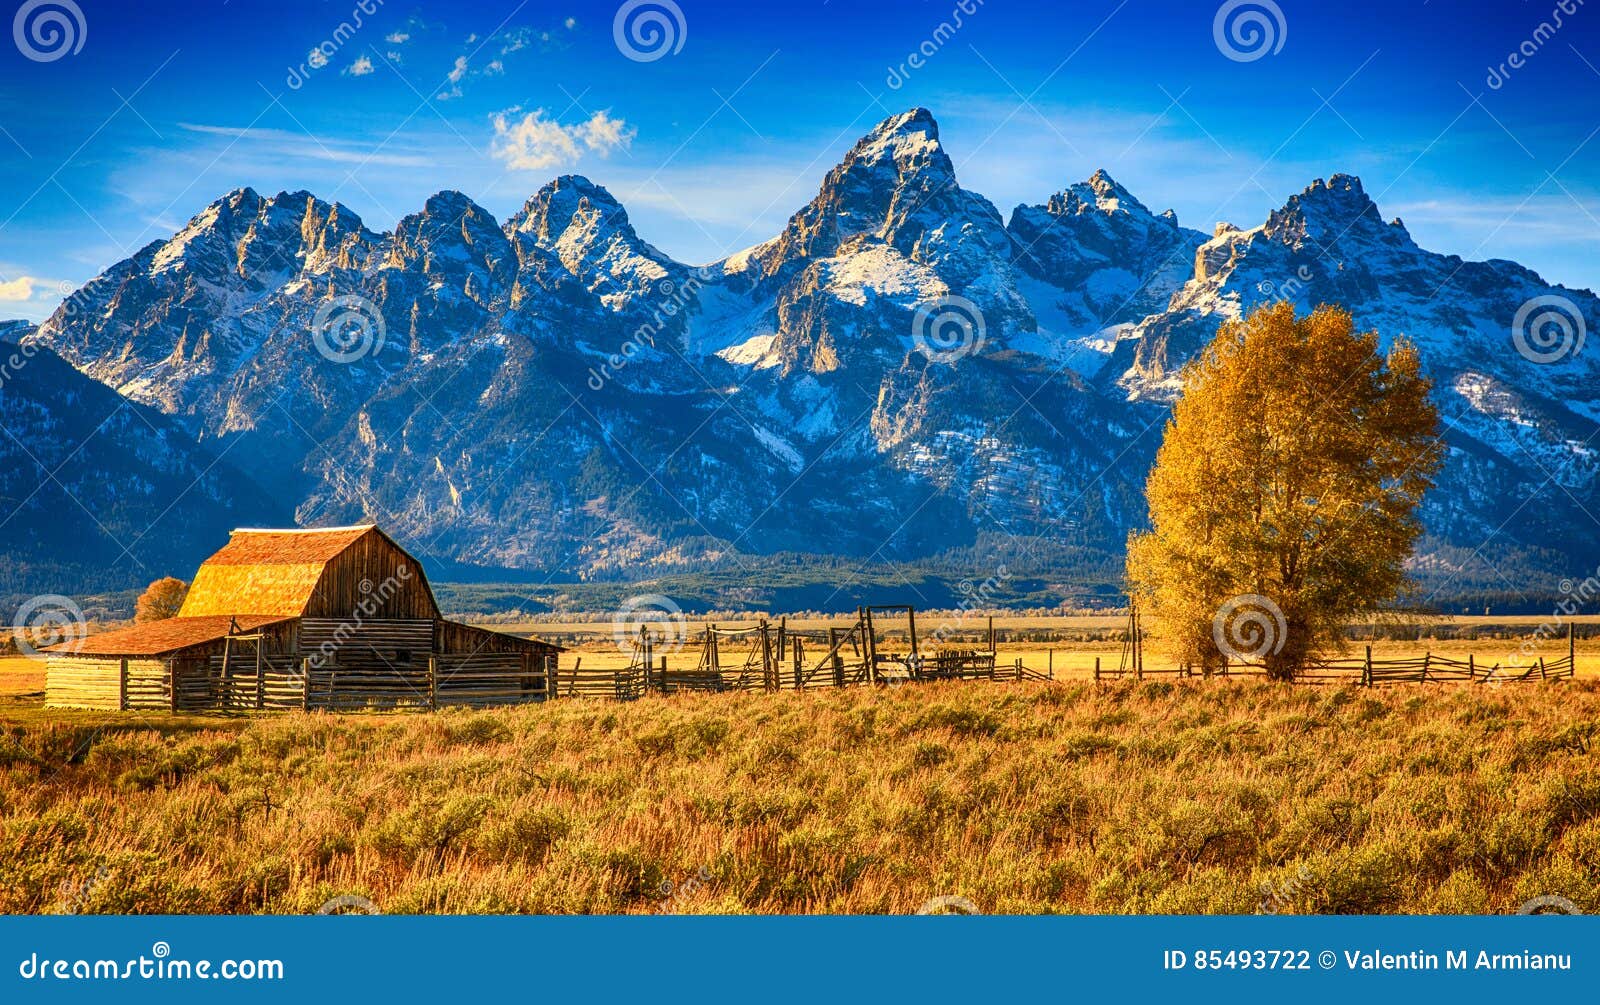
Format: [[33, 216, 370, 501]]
[[0, 0, 1597, 322]]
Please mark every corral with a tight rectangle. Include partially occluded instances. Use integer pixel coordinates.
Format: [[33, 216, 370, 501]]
[[43, 526, 560, 711], [564, 605, 1051, 699]]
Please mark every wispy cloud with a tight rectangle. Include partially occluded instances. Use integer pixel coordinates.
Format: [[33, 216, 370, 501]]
[[435, 18, 582, 100], [175, 124, 433, 167], [490, 109, 635, 171], [344, 55, 374, 77], [437, 55, 469, 100]]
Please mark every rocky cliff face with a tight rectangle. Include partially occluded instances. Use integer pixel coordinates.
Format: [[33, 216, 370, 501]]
[[17, 110, 1600, 591], [1109, 174, 1600, 574], [0, 328, 284, 592]]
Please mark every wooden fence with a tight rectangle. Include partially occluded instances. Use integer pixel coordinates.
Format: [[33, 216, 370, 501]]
[[105, 651, 557, 713], [553, 607, 1055, 701], [1093, 645, 1577, 686]]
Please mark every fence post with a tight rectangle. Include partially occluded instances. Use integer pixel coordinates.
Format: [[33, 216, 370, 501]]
[[1094, 656, 1100, 682], [117, 657, 128, 711], [830, 627, 845, 687], [760, 620, 775, 691], [1570, 622, 1577, 673], [870, 608, 883, 688], [302, 658, 312, 711], [167, 659, 177, 713], [428, 655, 438, 710], [1468, 653, 1475, 682], [1363, 645, 1372, 687]]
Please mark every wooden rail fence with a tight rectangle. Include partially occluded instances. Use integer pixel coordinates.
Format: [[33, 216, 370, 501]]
[[1094, 637, 1577, 687]]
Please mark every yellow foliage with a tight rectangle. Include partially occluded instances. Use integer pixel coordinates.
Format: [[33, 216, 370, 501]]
[[1128, 303, 1442, 678]]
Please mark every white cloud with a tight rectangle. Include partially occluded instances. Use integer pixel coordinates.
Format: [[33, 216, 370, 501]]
[[344, 55, 374, 77], [485, 59, 504, 75], [0, 276, 37, 301], [385, 31, 410, 44], [437, 55, 470, 99], [564, 16, 577, 30], [490, 109, 635, 171], [307, 48, 329, 70], [580, 110, 633, 154]]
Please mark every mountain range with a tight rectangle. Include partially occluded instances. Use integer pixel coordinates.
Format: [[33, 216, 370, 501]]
[[8, 107, 1598, 607]]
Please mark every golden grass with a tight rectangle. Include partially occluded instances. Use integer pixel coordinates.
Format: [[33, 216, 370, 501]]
[[2, 679, 1598, 915], [0, 656, 44, 697]]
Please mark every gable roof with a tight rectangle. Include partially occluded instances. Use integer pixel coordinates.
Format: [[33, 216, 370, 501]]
[[44, 615, 292, 658], [178, 524, 395, 618]]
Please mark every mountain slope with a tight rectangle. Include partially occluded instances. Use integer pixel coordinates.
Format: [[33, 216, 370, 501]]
[[0, 328, 286, 596], [1110, 174, 1600, 582], [19, 111, 1600, 599]]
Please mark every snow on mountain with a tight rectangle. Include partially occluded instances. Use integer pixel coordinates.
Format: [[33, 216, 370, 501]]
[[0, 327, 284, 593], [16, 111, 1600, 590], [1109, 173, 1600, 566]]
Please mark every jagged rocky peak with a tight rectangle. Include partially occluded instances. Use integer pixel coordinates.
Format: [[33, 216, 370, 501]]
[[510, 174, 629, 239], [150, 186, 375, 280], [739, 107, 1008, 282], [1262, 173, 1412, 249], [849, 106, 948, 172], [386, 190, 512, 281], [1007, 167, 1206, 330], [1046, 168, 1155, 219], [507, 174, 677, 283]]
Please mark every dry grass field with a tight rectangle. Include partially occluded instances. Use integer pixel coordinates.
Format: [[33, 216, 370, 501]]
[[2, 675, 1598, 914]]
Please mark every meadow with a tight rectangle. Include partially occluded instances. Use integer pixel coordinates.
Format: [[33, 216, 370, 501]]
[[1, 674, 1597, 915]]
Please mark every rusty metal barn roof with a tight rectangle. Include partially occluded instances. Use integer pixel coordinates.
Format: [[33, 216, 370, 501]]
[[43, 615, 292, 657], [177, 525, 384, 618]]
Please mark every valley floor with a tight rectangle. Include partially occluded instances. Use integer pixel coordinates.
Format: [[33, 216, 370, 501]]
[[1, 677, 1597, 914]]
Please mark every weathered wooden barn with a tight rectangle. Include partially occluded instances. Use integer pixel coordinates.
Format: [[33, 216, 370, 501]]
[[44, 525, 560, 712]]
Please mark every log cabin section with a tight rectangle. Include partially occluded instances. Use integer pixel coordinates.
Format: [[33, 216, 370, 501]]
[[42, 525, 560, 712]]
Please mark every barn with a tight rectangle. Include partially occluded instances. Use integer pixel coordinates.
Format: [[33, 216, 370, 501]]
[[44, 525, 561, 712]]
